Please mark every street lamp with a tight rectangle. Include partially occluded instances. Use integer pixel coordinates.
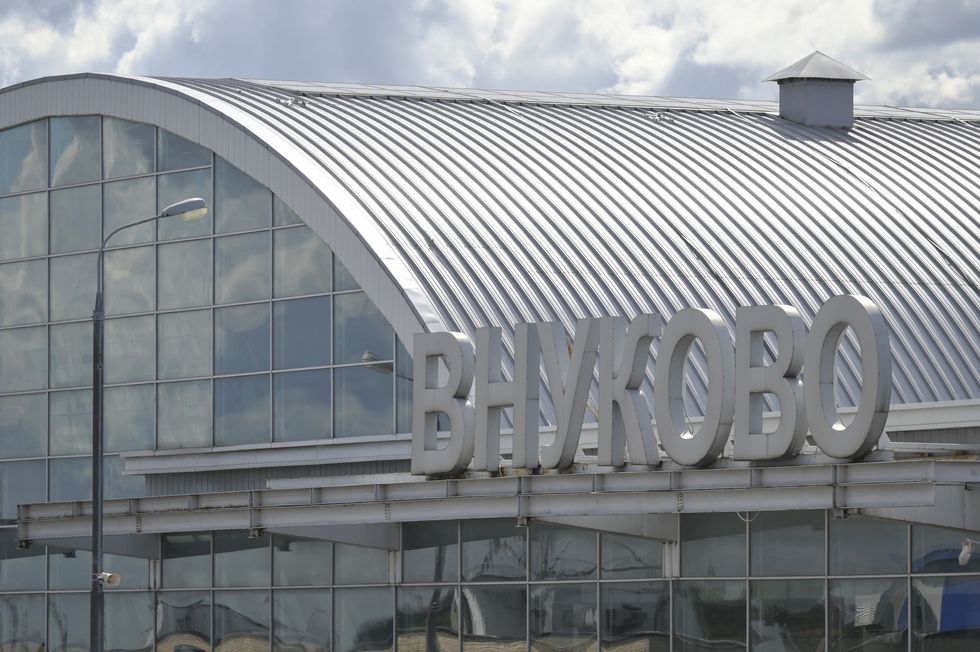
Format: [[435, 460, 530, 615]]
[[90, 197, 208, 652]]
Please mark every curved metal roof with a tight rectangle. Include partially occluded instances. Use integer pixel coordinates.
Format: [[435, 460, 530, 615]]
[[5, 75, 980, 413]]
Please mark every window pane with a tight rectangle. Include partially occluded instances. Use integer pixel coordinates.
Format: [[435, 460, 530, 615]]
[[162, 533, 211, 588], [0, 460, 45, 523], [158, 128, 210, 171], [274, 195, 302, 226], [158, 379, 212, 449], [158, 238, 212, 310], [396, 338, 412, 434], [274, 369, 330, 442], [274, 225, 331, 297], [462, 585, 526, 648], [601, 582, 670, 651], [681, 512, 745, 577], [397, 586, 458, 651], [158, 168, 212, 240], [829, 578, 907, 651], [403, 520, 458, 583], [0, 192, 47, 260], [0, 119, 47, 194], [51, 184, 102, 254], [50, 321, 92, 388], [49, 389, 92, 455], [105, 245, 155, 315], [830, 515, 907, 575], [214, 530, 269, 587], [48, 593, 90, 652], [0, 326, 46, 392], [913, 523, 980, 573], [48, 456, 90, 502], [157, 590, 211, 650], [461, 518, 526, 582], [673, 580, 746, 652], [912, 576, 980, 650], [49, 546, 90, 589], [102, 116, 154, 178], [274, 589, 331, 652], [274, 296, 330, 369], [50, 251, 97, 321], [751, 579, 824, 652], [215, 157, 271, 233], [0, 529, 45, 590], [215, 303, 270, 374], [334, 256, 359, 291], [105, 315, 155, 383], [751, 510, 824, 576], [104, 176, 155, 245], [49, 116, 101, 187], [530, 583, 596, 651], [104, 453, 145, 499], [273, 535, 332, 586], [105, 384, 154, 452], [158, 309, 212, 379], [105, 592, 154, 652], [334, 587, 393, 652], [0, 392, 46, 458], [531, 523, 597, 581], [334, 543, 389, 585], [601, 532, 664, 579], [334, 291, 392, 364], [0, 594, 45, 652], [215, 590, 270, 649], [215, 231, 271, 303], [215, 375, 270, 446], [334, 365, 393, 437], [0, 259, 47, 326]]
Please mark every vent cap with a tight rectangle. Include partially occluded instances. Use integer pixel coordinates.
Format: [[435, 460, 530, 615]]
[[765, 51, 868, 129]]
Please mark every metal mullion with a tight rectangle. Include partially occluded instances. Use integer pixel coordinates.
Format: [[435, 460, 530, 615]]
[[745, 513, 750, 650], [907, 522, 913, 651], [825, 510, 830, 652]]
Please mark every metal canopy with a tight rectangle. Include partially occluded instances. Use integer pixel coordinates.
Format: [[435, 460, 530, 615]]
[[763, 50, 869, 82]]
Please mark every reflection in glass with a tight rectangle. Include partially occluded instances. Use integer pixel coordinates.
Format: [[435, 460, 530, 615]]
[[334, 291, 393, 364], [681, 512, 746, 577], [215, 157, 271, 233], [530, 583, 597, 651], [104, 453, 145, 499], [531, 523, 597, 581], [49, 456, 91, 502], [913, 524, 980, 574], [158, 129, 210, 172], [104, 176, 155, 245], [49, 389, 92, 454], [274, 296, 330, 369], [49, 116, 101, 187], [751, 510, 824, 576], [912, 576, 980, 650], [334, 256, 359, 291], [105, 315, 155, 383], [215, 303, 270, 374], [105, 384, 154, 452], [48, 592, 90, 652], [157, 590, 211, 651], [49, 547, 91, 589], [334, 365, 393, 437], [674, 580, 746, 652], [0, 326, 46, 392], [274, 589, 331, 652], [50, 183, 101, 253], [158, 168, 212, 239], [162, 533, 211, 588], [0, 460, 45, 523], [397, 586, 458, 651], [0, 594, 45, 652], [601, 532, 663, 579], [158, 238, 213, 309], [396, 338, 412, 434], [274, 195, 303, 226], [462, 518, 526, 582], [0, 392, 46, 459], [274, 225, 332, 297], [49, 321, 93, 388], [105, 245, 155, 314], [829, 578, 907, 651], [0, 192, 47, 260], [273, 535, 332, 586], [601, 582, 669, 651], [403, 520, 458, 583], [462, 585, 527, 649], [751, 579, 824, 651], [831, 515, 907, 575], [334, 587, 393, 652], [104, 547, 151, 590], [157, 379, 212, 449], [215, 375, 270, 446], [214, 530, 270, 587], [334, 543, 389, 585], [0, 529, 45, 590], [0, 259, 46, 326], [50, 251, 97, 321], [215, 590, 270, 649], [274, 369, 330, 442], [0, 119, 47, 194], [103, 116, 154, 178], [158, 309, 212, 380], [215, 231, 271, 303], [105, 592, 154, 652]]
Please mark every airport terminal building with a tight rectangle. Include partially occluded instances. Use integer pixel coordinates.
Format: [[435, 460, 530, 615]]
[[1, 54, 979, 650]]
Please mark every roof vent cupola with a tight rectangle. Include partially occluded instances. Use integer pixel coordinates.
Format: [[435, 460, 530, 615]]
[[764, 51, 868, 129]]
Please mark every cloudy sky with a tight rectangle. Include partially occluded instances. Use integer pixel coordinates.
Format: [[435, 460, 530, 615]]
[[1, 0, 979, 108]]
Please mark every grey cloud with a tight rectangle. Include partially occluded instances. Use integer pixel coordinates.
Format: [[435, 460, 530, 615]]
[[0, 0, 97, 29], [873, 0, 980, 49]]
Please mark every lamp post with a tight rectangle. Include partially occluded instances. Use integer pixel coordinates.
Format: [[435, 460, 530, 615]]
[[91, 197, 208, 652]]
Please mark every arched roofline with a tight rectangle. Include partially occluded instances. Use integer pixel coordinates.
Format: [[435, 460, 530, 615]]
[[0, 73, 444, 354]]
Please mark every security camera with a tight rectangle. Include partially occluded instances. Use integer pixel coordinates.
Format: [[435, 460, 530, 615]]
[[958, 539, 979, 567], [95, 571, 123, 587]]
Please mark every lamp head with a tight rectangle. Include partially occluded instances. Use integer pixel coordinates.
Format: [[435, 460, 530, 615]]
[[96, 571, 123, 587], [160, 197, 208, 221], [959, 540, 975, 566]]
